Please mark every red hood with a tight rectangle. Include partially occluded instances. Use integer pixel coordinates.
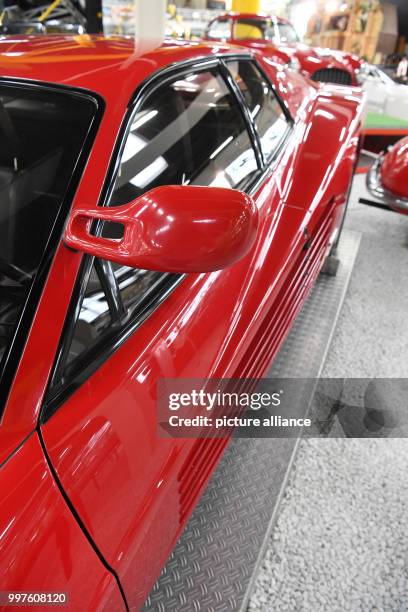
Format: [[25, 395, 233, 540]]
[[283, 43, 362, 79], [234, 38, 362, 84]]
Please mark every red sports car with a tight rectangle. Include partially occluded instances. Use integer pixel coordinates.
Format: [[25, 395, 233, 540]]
[[367, 137, 408, 215], [0, 36, 364, 609], [205, 12, 362, 86]]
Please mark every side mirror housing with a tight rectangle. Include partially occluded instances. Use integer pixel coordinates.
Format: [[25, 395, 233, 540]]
[[64, 185, 258, 273]]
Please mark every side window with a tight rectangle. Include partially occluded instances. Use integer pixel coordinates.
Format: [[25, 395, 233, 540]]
[[227, 60, 289, 163], [206, 18, 231, 40], [52, 65, 259, 388], [110, 67, 258, 201], [63, 262, 162, 372], [67, 266, 111, 365], [276, 22, 299, 44]]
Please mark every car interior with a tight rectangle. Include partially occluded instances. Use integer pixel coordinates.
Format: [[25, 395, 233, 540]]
[[0, 88, 95, 363]]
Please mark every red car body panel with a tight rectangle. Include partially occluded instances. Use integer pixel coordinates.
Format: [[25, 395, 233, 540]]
[[0, 36, 364, 609], [366, 137, 408, 215], [365, 136, 408, 215], [205, 13, 362, 85], [381, 137, 408, 201], [0, 433, 124, 610]]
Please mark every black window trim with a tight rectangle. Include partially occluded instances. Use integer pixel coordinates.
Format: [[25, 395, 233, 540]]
[[221, 57, 293, 165], [218, 59, 264, 168], [0, 78, 105, 422], [223, 57, 294, 196], [41, 52, 292, 422]]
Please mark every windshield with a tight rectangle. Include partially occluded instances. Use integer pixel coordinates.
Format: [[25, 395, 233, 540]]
[[371, 66, 394, 86], [357, 64, 394, 86], [276, 22, 299, 44], [234, 18, 299, 44], [0, 83, 98, 393]]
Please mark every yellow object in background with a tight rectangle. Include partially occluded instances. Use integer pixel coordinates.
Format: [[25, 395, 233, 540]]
[[234, 23, 262, 39], [231, 0, 261, 13], [167, 3, 177, 18], [38, 0, 61, 22]]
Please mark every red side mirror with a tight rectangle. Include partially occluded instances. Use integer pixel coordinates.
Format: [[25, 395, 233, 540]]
[[64, 185, 258, 273]]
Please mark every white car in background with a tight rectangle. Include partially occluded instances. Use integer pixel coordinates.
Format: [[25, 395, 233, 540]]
[[358, 64, 408, 122]]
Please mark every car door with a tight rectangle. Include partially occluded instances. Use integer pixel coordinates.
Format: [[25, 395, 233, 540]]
[[39, 57, 307, 608], [0, 78, 124, 609]]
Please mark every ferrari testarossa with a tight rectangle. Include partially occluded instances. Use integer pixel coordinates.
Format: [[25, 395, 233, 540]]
[[0, 35, 364, 609]]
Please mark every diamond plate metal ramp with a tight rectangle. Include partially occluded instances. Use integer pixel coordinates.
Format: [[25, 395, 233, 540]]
[[143, 230, 361, 612]]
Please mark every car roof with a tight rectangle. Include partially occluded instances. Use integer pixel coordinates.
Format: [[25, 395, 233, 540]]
[[215, 12, 291, 25], [0, 35, 246, 105]]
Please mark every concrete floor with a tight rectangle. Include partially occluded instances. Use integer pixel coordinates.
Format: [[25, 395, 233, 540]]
[[249, 175, 408, 611], [323, 174, 408, 379]]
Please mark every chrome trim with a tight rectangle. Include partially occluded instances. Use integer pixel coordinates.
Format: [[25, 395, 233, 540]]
[[366, 153, 408, 213]]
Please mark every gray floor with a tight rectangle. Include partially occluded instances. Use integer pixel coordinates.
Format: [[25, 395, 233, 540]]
[[249, 176, 408, 611], [249, 437, 408, 612], [323, 175, 408, 379]]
